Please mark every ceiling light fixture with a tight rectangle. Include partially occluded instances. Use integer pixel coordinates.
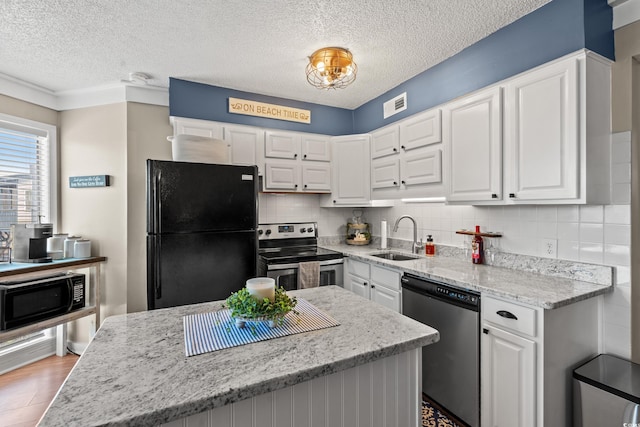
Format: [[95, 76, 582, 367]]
[[306, 47, 357, 90]]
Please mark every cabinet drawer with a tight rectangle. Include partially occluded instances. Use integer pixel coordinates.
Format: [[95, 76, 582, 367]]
[[347, 259, 370, 279], [370, 265, 401, 291], [483, 297, 537, 338]]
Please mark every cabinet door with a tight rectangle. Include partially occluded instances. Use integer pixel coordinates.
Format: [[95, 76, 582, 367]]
[[301, 134, 330, 162], [172, 117, 224, 139], [504, 58, 579, 201], [330, 135, 371, 205], [370, 285, 401, 312], [482, 325, 536, 427], [224, 125, 261, 166], [348, 274, 370, 299], [371, 126, 400, 159], [301, 163, 331, 192], [265, 131, 300, 160], [400, 148, 442, 187], [371, 157, 400, 189], [399, 109, 441, 151], [264, 162, 298, 191], [444, 86, 502, 202]]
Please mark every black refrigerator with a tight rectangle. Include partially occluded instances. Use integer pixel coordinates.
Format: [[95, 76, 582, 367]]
[[146, 159, 258, 310]]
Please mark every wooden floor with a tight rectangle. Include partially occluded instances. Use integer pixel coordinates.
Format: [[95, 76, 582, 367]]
[[0, 354, 78, 427]]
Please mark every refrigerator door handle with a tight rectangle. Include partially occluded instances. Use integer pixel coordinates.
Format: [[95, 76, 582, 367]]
[[155, 170, 162, 232], [155, 238, 162, 299]]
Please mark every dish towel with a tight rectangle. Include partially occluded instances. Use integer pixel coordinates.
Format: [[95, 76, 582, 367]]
[[298, 261, 320, 288]]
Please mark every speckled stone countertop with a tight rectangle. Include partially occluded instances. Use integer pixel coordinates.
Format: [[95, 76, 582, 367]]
[[38, 286, 439, 427], [324, 243, 614, 309]]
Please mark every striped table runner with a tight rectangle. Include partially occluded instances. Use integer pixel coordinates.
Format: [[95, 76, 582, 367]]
[[183, 299, 340, 357]]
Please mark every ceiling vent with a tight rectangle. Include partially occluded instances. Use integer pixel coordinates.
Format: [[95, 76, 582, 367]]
[[383, 92, 407, 119]]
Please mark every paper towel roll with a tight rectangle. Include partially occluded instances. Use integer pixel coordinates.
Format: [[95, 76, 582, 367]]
[[380, 220, 387, 249]]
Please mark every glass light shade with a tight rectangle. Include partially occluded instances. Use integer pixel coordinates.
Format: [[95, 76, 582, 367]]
[[306, 47, 357, 89]]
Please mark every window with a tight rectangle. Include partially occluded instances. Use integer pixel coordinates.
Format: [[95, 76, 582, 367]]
[[0, 114, 57, 250]]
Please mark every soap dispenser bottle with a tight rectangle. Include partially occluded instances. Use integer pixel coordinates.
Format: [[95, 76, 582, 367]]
[[425, 235, 435, 257]]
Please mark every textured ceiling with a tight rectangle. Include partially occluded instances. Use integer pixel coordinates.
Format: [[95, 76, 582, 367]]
[[0, 0, 550, 109]]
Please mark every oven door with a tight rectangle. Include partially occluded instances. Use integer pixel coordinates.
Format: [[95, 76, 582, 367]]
[[264, 259, 344, 291]]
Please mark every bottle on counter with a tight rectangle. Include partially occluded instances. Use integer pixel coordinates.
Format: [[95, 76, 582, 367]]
[[472, 225, 484, 264], [425, 235, 435, 257]]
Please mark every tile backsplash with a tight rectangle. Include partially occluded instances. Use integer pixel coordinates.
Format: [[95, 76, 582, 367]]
[[259, 131, 632, 359]]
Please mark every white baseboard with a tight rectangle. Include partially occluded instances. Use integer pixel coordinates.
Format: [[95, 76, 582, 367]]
[[0, 336, 56, 375]]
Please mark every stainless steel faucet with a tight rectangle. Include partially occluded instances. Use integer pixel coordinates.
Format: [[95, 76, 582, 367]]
[[393, 215, 422, 254]]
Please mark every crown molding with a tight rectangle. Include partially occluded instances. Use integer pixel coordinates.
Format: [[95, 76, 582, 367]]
[[0, 73, 169, 111], [609, 0, 640, 30]]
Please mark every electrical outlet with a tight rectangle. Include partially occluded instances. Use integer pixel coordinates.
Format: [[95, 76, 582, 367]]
[[539, 238, 557, 258]]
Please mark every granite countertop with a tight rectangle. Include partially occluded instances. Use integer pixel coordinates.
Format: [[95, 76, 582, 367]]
[[38, 286, 439, 427], [324, 243, 614, 309]]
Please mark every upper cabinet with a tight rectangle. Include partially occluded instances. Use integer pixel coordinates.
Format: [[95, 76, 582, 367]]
[[444, 50, 611, 205], [262, 130, 331, 193], [443, 86, 503, 203], [503, 58, 579, 202], [169, 117, 259, 171], [370, 108, 444, 200], [325, 134, 371, 205]]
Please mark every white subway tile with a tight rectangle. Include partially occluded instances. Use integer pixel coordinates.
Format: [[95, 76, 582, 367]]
[[604, 224, 631, 246], [614, 266, 630, 285], [604, 205, 631, 225], [604, 301, 631, 327], [580, 223, 604, 243], [579, 205, 604, 223], [537, 206, 557, 222], [604, 285, 631, 306], [611, 137, 631, 163], [536, 221, 557, 239], [579, 242, 604, 264], [604, 244, 630, 266], [604, 323, 631, 359], [519, 206, 537, 222], [557, 222, 579, 241], [557, 240, 580, 261], [611, 131, 631, 145], [557, 205, 579, 222], [612, 163, 631, 184], [612, 183, 631, 204]]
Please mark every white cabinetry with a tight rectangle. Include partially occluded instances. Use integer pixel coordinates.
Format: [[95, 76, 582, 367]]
[[263, 130, 331, 193], [370, 109, 444, 200], [444, 50, 611, 205], [324, 135, 372, 205], [481, 295, 600, 426], [170, 117, 260, 171], [345, 258, 401, 312], [443, 86, 502, 203]]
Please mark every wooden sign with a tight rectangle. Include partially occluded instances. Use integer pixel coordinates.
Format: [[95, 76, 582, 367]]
[[69, 175, 111, 188], [228, 97, 311, 124]]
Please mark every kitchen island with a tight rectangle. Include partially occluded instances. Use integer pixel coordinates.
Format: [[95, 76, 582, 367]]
[[38, 286, 439, 427]]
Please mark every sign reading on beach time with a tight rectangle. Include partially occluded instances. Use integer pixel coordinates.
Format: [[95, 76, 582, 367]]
[[69, 175, 111, 188], [228, 97, 311, 124]]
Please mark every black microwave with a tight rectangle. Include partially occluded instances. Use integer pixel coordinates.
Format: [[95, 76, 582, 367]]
[[0, 273, 85, 331]]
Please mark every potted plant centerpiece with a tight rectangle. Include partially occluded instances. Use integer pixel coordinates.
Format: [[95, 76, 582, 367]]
[[225, 278, 298, 329]]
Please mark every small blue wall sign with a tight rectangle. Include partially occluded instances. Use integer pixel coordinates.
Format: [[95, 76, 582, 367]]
[[69, 175, 111, 188]]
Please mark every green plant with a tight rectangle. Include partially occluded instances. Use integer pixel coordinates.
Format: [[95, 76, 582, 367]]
[[224, 286, 298, 327]]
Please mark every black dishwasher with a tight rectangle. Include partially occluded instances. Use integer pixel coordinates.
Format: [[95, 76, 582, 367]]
[[401, 273, 480, 427]]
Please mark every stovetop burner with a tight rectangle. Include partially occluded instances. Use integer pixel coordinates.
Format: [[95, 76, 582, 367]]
[[258, 222, 343, 264]]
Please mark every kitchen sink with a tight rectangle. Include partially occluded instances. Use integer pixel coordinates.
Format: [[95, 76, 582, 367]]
[[371, 252, 421, 261]]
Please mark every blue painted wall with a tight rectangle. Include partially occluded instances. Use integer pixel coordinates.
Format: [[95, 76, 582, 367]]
[[169, 0, 613, 136], [352, 0, 614, 133], [169, 78, 354, 135]]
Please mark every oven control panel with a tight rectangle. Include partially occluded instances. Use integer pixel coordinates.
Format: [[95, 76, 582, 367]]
[[258, 222, 317, 239]]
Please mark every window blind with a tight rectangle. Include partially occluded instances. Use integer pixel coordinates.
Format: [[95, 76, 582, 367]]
[[0, 126, 50, 238]]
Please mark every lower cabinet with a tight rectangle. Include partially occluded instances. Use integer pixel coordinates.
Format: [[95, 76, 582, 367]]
[[345, 258, 401, 313], [481, 295, 600, 427]]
